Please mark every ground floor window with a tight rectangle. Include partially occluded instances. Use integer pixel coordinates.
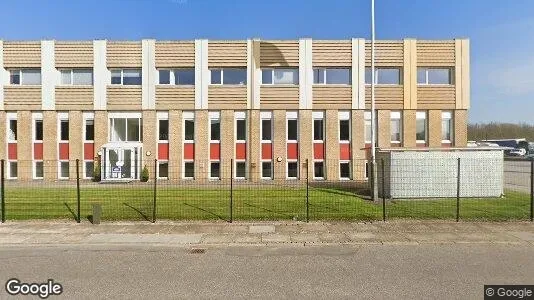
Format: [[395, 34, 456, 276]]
[[287, 161, 298, 179], [59, 161, 69, 179], [235, 161, 246, 179], [365, 161, 369, 179], [340, 161, 351, 180], [158, 161, 169, 179], [314, 161, 324, 179], [84, 161, 94, 179], [34, 161, 44, 179], [183, 161, 194, 179], [8, 161, 17, 179], [262, 161, 272, 179], [210, 162, 220, 179]]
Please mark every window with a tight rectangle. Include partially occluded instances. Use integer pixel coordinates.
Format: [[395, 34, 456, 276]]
[[236, 116, 246, 141], [416, 111, 427, 143], [85, 161, 94, 179], [183, 111, 195, 180], [210, 68, 246, 85], [158, 162, 169, 178], [157, 112, 169, 179], [417, 68, 453, 85], [85, 119, 94, 141], [210, 115, 220, 141], [158, 69, 195, 85], [34, 161, 44, 179], [286, 112, 299, 179], [8, 119, 17, 142], [313, 114, 324, 142], [111, 69, 142, 85], [159, 119, 169, 141], [59, 161, 69, 179], [33, 113, 44, 179], [313, 112, 325, 180], [83, 113, 95, 179], [313, 68, 351, 84], [442, 111, 453, 142], [60, 119, 69, 141], [261, 69, 299, 85], [390, 111, 402, 143], [184, 117, 195, 141], [287, 118, 298, 141], [260, 112, 273, 180], [364, 111, 372, 143], [60, 69, 93, 85], [314, 162, 324, 179], [235, 162, 246, 179], [339, 112, 350, 142], [10, 69, 41, 85], [262, 162, 272, 179], [287, 162, 298, 179], [110, 116, 142, 142], [158, 70, 170, 84], [210, 162, 220, 179], [340, 162, 350, 180], [184, 162, 194, 179], [35, 120, 43, 141], [261, 119, 272, 141], [7, 113, 17, 179], [9, 162, 18, 179], [365, 68, 401, 84]]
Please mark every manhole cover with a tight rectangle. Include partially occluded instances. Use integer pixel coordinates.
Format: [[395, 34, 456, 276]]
[[188, 248, 206, 254]]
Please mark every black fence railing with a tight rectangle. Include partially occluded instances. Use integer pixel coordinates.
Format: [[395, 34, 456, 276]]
[[0, 158, 532, 223]]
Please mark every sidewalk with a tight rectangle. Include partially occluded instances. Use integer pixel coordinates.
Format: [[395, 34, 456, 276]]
[[1, 220, 534, 246]]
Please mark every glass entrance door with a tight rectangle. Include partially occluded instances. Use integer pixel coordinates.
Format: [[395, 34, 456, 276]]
[[104, 147, 136, 180]]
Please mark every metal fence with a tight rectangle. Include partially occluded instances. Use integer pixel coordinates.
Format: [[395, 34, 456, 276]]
[[0, 158, 532, 223]]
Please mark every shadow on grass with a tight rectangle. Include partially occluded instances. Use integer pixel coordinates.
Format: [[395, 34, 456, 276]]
[[63, 202, 78, 222], [183, 202, 228, 222], [122, 202, 150, 222], [242, 202, 295, 219]]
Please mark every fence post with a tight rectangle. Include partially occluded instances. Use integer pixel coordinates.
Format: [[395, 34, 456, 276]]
[[456, 157, 461, 222], [1, 159, 4, 223], [230, 159, 233, 223], [530, 160, 533, 222], [306, 159, 309, 223], [76, 159, 81, 223], [152, 159, 157, 223], [381, 158, 386, 222]]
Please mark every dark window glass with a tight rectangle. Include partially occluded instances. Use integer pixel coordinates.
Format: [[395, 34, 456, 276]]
[[9, 162, 17, 178], [158, 162, 169, 178], [236, 162, 246, 178], [314, 162, 324, 178], [123, 70, 142, 85], [60, 120, 69, 141], [428, 69, 451, 84], [223, 69, 247, 85], [60, 161, 69, 178], [261, 119, 272, 140], [85, 161, 94, 178], [340, 163, 350, 179], [326, 69, 351, 84], [314, 119, 324, 140], [159, 120, 169, 140], [365, 68, 373, 84], [35, 161, 44, 178], [339, 120, 350, 141], [210, 119, 220, 141], [175, 69, 195, 85], [85, 119, 94, 141], [417, 68, 427, 84], [287, 119, 298, 140], [184, 119, 195, 140], [184, 162, 194, 178], [313, 69, 324, 84], [262, 69, 272, 84], [287, 162, 298, 178], [416, 118, 426, 141], [111, 70, 122, 84], [35, 120, 43, 141], [9, 120, 17, 141], [210, 162, 220, 178], [159, 70, 170, 84], [365, 68, 401, 84], [10, 71, 20, 84], [236, 119, 246, 140], [262, 162, 272, 178], [211, 69, 221, 84]]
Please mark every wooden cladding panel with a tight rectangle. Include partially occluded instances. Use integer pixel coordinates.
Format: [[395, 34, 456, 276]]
[[4, 86, 42, 110], [107, 41, 142, 68], [312, 41, 352, 67], [365, 86, 404, 109], [365, 41, 403, 66], [208, 41, 247, 67], [312, 86, 352, 108], [55, 87, 94, 110], [260, 41, 299, 67], [417, 41, 455, 66], [155, 86, 195, 109], [155, 41, 195, 68], [260, 86, 299, 109], [55, 42, 93, 68], [106, 86, 142, 110], [417, 86, 456, 109], [208, 86, 247, 109], [3, 42, 41, 68]]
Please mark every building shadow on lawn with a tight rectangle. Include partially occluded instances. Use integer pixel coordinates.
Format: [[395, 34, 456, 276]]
[[63, 202, 78, 221], [242, 202, 297, 220], [183, 203, 228, 222]]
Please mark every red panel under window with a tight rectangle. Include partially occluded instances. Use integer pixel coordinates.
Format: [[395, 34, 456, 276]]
[[313, 143, 324, 160], [84, 143, 94, 160], [59, 143, 69, 160], [287, 143, 298, 160], [184, 143, 195, 160], [339, 144, 351, 160], [8, 143, 17, 160], [158, 143, 169, 160], [261, 143, 272, 160], [235, 143, 246, 160], [34, 143, 43, 160], [210, 143, 220, 160]]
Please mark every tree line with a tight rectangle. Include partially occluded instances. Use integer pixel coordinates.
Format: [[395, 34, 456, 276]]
[[468, 123, 534, 141]]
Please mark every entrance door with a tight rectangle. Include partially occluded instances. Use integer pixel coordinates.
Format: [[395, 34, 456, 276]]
[[105, 148, 136, 180]]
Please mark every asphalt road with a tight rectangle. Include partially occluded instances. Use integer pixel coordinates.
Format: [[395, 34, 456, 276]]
[[0, 244, 533, 299], [504, 160, 532, 193]]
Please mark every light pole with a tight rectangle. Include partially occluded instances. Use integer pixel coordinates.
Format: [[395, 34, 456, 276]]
[[371, 0, 378, 201]]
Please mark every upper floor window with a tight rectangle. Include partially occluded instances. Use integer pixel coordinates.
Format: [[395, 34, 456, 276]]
[[313, 68, 351, 84], [10, 69, 41, 85], [210, 68, 246, 85], [60, 69, 93, 85], [111, 69, 142, 85], [158, 69, 195, 85], [417, 68, 453, 85], [365, 67, 401, 85], [109, 116, 141, 142], [262, 69, 299, 85]]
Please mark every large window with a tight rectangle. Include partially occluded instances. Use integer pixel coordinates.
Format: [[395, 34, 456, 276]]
[[235, 112, 247, 179], [10, 69, 41, 85], [365, 68, 401, 84], [416, 111, 427, 144], [60, 69, 93, 85], [33, 114, 44, 179], [159, 119, 169, 141], [417, 68, 453, 85], [364, 111, 372, 143], [59, 119, 69, 142], [210, 68, 247, 85], [286, 112, 298, 179], [313, 68, 351, 84], [158, 69, 195, 85], [83, 113, 95, 179], [7, 113, 17, 179], [262, 69, 299, 85], [313, 111, 324, 179], [210, 114, 221, 142], [111, 69, 142, 85], [339, 112, 350, 142], [183, 111, 195, 179], [184, 116, 195, 141], [390, 111, 402, 143], [109, 116, 142, 142], [260, 111, 273, 180], [442, 111, 453, 143], [157, 112, 169, 179]]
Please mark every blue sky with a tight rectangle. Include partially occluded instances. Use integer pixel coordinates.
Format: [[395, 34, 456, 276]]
[[0, 0, 533, 124]]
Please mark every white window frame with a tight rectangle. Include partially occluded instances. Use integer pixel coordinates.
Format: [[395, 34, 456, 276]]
[[390, 111, 402, 144], [32, 113, 44, 180], [60, 69, 93, 86], [234, 111, 247, 180], [365, 67, 402, 85], [10, 69, 42, 85], [364, 111, 372, 144], [416, 111, 428, 144], [157, 112, 169, 179], [209, 111, 221, 180], [441, 111, 453, 143], [339, 161, 351, 180], [313, 68, 352, 85], [6, 112, 17, 179], [417, 67, 454, 85], [83, 112, 95, 179], [261, 68, 299, 85], [110, 69, 142, 85], [260, 111, 273, 180], [286, 111, 299, 180], [364, 161, 369, 179], [182, 111, 195, 180], [108, 112, 142, 142], [157, 69, 195, 86], [57, 112, 69, 180], [312, 111, 325, 180], [209, 68, 247, 86], [338, 111, 351, 144]]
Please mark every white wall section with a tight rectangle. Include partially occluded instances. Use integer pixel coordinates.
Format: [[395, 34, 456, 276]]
[[142, 39, 156, 110], [93, 40, 108, 110], [41, 40, 57, 110]]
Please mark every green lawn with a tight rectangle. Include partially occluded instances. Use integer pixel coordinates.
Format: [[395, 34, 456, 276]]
[[1, 185, 531, 222]]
